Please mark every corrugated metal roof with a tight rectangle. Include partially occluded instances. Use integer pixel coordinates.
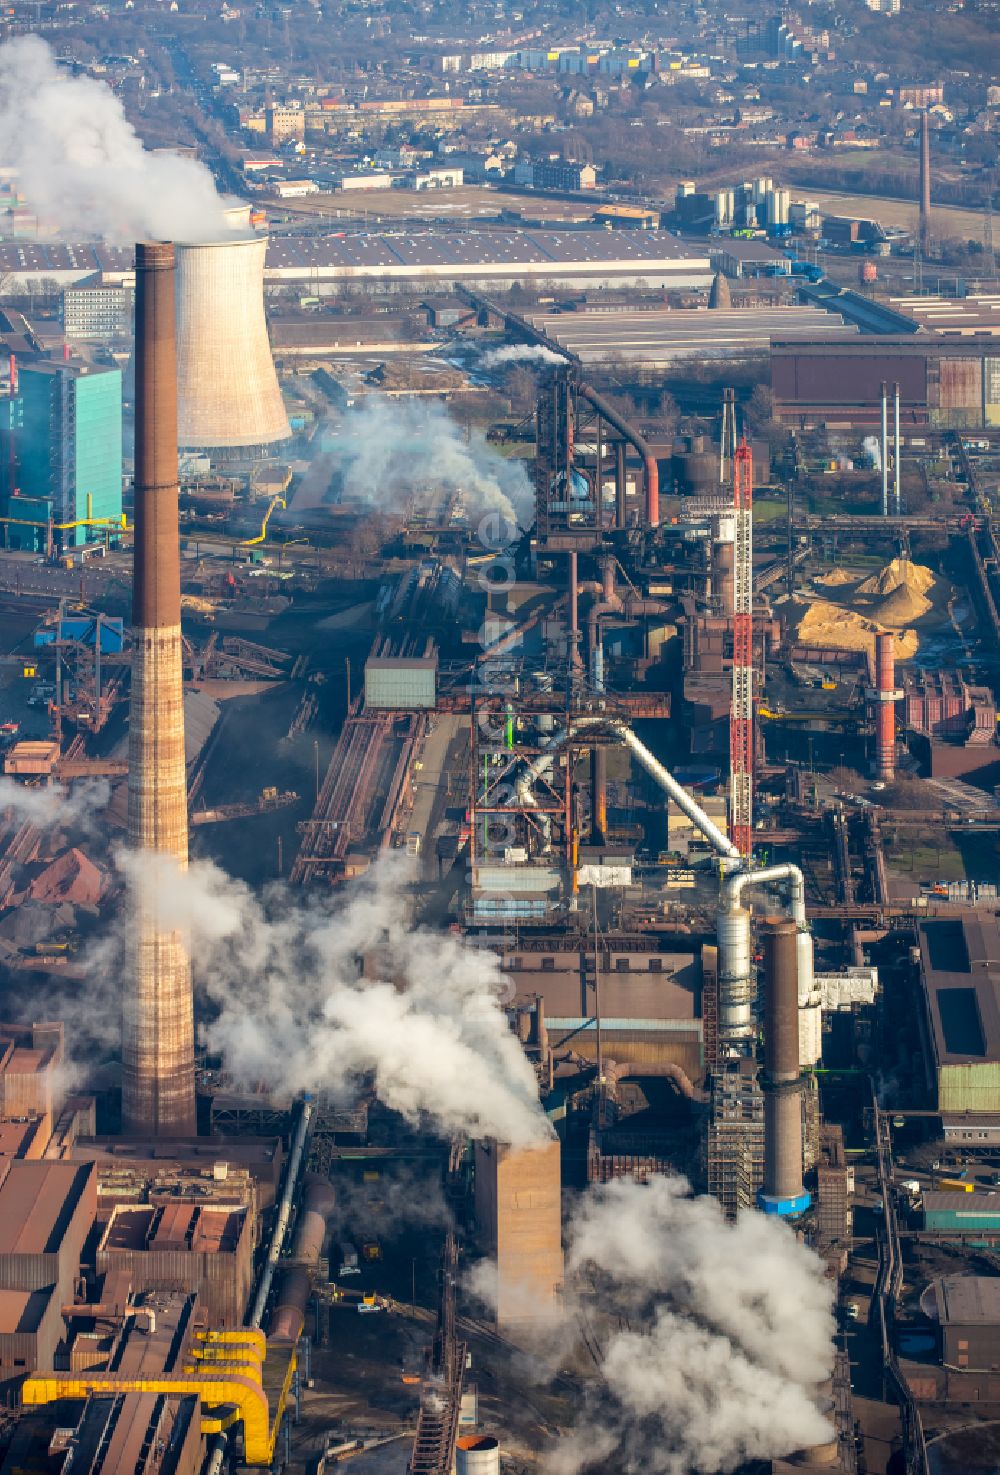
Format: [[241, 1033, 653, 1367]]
[[0, 1161, 90, 1255], [937, 1274, 1000, 1324]]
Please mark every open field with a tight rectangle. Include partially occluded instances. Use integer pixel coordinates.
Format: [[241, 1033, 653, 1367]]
[[784, 187, 986, 241]]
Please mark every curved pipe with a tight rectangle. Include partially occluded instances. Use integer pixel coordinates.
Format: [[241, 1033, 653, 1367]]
[[608, 721, 740, 862], [724, 864, 806, 926], [657, 1061, 709, 1103], [579, 382, 659, 528], [718, 864, 814, 1047]]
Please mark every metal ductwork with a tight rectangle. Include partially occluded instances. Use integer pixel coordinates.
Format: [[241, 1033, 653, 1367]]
[[718, 865, 813, 1046], [578, 382, 659, 527]]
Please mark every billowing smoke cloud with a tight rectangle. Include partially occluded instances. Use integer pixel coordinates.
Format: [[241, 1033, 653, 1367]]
[[0, 776, 111, 836], [326, 1163, 453, 1243], [0, 37, 237, 242], [332, 396, 534, 530], [480, 344, 566, 368], [473, 1175, 835, 1475], [115, 849, 550, 1147]]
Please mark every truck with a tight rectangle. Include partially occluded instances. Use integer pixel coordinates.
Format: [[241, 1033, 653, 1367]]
[[337, 1243, 361, 1276], [937, 1178, 975, 1193]]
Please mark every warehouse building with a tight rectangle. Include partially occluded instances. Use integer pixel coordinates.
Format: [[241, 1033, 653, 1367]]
[[934, 1275, 1000, 1370], [0, 231, 712, 296], [772, 337, 1000, 429], [0, 1021, 65, 1148], [264, 229, 711, 293], [502, 945, 704, 1079], [96, 1202, 253, 1328], [0, 1160, 96, 1391], [527, 305, 856, 365], [918, 917, 1000, 1114]]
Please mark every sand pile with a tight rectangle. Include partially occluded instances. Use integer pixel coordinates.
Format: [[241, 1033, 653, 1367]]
[[816, 568, 857, 587], [857, 557, 935, 599], [795, 598, 918, 659], [876, 583, 933, 627]]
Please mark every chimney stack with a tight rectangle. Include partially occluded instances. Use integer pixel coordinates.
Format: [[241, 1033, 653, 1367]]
[[919, 110, 931, 251], [880, 382, 889, 518], [757, 919, 810, 1216], [121, 241, 197, 1137], [872, 631, 899, 783]]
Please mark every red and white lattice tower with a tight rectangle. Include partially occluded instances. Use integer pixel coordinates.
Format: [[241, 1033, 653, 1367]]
[[729, 438, 753, 859]]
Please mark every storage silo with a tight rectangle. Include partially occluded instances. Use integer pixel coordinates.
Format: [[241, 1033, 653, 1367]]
[[456, 1435, 501, 1475], [175, 235, 290, 455]]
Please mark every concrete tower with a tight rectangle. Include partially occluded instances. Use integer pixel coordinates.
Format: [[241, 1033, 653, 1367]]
[[757, 919, 809, 1216], [122, 241, 197, 1137], [175, 236, 290, 454], [919, 110, 932, 251], [708, 271, 731, 310]]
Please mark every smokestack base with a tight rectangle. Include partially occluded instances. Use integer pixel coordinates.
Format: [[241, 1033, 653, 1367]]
[[757, 1188, 812, 1216]]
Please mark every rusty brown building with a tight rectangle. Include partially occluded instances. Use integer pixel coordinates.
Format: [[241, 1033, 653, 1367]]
[[0, 1021, 65, 1148], [96, 1202, 253, 1328], [772, 337, 1000, 430], [474, 1139, 563, 1332], [0, 1160, 96, 1391]]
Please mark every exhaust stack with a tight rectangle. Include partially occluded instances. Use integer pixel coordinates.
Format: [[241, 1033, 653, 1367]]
[[757, 919, 809, 1216], [121, 240, 197, 1137], [919, 110, 931, 251], [871, 631, 900, 783]]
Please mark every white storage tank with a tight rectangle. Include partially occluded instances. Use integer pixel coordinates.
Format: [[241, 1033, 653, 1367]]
[[456, 1435, 501, 1475]]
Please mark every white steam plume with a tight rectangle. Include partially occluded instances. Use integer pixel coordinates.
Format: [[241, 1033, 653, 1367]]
[[116, 849, 550, 1148], [480, 344, 566, 368], [0, 37, 237, 242], [0, 776, 111, 836], [332, 396, 534, 530], [471, 1175, 835, 1475]]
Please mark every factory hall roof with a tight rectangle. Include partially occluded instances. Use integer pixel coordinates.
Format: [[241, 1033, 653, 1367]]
[[527, 305, 857, 363], [936, 1274, 1000, 1325], [0, 1160, 92, 1255], [265, 227, 703, 273], [99, 1202, 247, 1255], [0, 1286, 53, 1334], [889, 293, 1000, 337], [0, 230, 710, 288], [919, 917, 1000, 1066], [0, 243, 132, 274]]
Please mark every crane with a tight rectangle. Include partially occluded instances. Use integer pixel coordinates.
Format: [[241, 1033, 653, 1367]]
[[242, 495, 286, 547]]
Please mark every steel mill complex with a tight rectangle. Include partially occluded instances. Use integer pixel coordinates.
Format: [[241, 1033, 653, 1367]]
[[0, 19, 996, 1471]]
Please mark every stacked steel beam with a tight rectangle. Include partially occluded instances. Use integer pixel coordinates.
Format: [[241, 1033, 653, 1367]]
[[121, 241, 197, 1137]]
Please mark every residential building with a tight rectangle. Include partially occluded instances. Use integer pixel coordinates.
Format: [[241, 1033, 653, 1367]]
[[266, 105, 305, 143], [513, 159, 597, 191]]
